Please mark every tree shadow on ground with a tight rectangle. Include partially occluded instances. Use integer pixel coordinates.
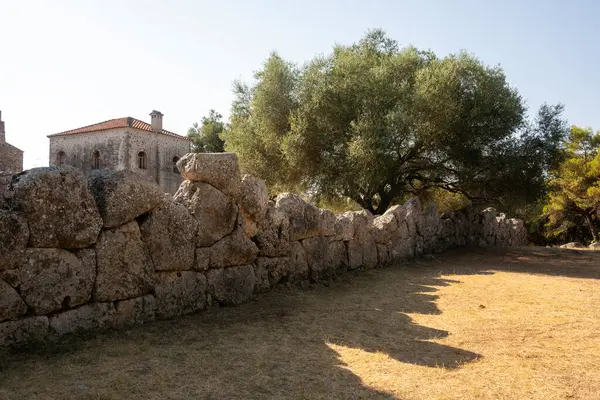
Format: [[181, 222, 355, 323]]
[[2, 247, 594, 399]]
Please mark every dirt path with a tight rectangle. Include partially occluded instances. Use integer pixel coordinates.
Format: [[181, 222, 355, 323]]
[[1, 247, 599, 400]]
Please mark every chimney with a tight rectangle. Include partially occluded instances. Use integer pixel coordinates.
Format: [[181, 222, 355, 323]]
[[149, 110, 164, 133], [0, 110, 5, 143]]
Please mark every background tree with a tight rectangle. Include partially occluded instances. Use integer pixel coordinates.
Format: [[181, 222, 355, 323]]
[[543, 126, 600, 243], [187, 109, 226, 153], [222, 52, 299, 192], [222, 30, 569, 216]]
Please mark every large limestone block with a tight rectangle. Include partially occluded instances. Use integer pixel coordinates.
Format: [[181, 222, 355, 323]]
[[327, 241, 348, 273], [0, 279, 27, 322], [49, 303, 115, 338], [421, 203, 440, 253], [88, 170, 165, 229], [139, 201, 198, 271], [239, 174, 269, 222], [210, 226, 259, 268], [206, 264, 255, 305], [333, 214, 354, 241], [347, 232, 378, 269], [384, 204, 407, 225], [377, 243, 392, 267], [174, 181, 238, 247], [1, 248, 95, 315], [176, 153, 242, 199], [5, 167, 102, 248], [390, 234, 414, 261], [302, 236, 332, 281], [255, 204, 290, 257], [344, 210, 374, 238], [255, 256, 291, 286], [372, 212, 398, 244], [0, 210, 28, 270], [154, 271, 207, 318], [318, 209, 336, 237], [289, 241, 310, 282], [275, 193, 321, 241], [404, 197, 422, 237], [94, 221, 154, 302], [114, 295, 156, 329], [0, 316, 49, 347], [253, 262, 271, 293]]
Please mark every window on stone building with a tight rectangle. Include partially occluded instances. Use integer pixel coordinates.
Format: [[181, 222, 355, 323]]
[[138, 151, 147, 170], [57, 151, 66, 166], [172, 156, 180, 173], [92, 150, 100, 170]]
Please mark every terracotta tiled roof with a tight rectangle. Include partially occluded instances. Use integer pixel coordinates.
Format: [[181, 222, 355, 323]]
[[47, 117, 190, 140]]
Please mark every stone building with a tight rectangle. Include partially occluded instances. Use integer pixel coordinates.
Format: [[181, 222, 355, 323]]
[[47, 110, 190, 194], [0, 111, 24, 204], [0, 111, 24, 174]]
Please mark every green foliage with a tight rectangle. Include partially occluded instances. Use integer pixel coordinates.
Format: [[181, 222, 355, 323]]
[[543, 126, 600, 243], [221, 30, 568, 215], [187, 110, 226, 153], [222, 52, 299, 193]]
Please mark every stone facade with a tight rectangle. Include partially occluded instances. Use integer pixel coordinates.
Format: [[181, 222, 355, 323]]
[[0, 153, 528, 348], [0, 112, 24, 174], [0, 111, 24, 207], [47, 111, 189, 195]]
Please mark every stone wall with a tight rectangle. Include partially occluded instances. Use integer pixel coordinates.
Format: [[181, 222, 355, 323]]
[[0, 153, 527, 347]]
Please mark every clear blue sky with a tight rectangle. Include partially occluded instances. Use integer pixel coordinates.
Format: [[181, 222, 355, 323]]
[[1, 0, 598, 168]]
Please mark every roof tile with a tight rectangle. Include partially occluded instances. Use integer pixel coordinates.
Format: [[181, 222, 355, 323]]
[[47, 117, 189, 140]]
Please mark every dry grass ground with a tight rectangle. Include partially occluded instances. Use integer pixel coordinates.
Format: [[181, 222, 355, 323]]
[[1, 247, 599, 400]]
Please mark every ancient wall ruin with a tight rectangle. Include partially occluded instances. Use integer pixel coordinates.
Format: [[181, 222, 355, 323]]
[[0, 153, 527, 347]]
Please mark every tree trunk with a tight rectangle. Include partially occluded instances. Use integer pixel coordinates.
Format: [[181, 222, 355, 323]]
[[584, 214, 599, 242]]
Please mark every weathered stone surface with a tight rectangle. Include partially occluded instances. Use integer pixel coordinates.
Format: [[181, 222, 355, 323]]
[[0, 316, 49, 347], [0, 210, 28, 271], [276, 193, 321, 241], [289, 241, 310, 282], [301, 236, 331, 281], [347, 227, 377, 269], [327, 241, 348, 272], [390, 234, 414, 261], [240, 174, 269, 222], [253, 262, 271, 293], [154, 271, 207, 318], [404, 197, 422, 237], [589, 242, 600, 250], [372, 212, 398, 244], [1, 248, 95, 315], [174, 180, 238, 247], [0, 279, 27, 322], [195, 247, 211, 271], [139, 201, 198, 271], [344, 210, 374, 238], [377, 243, 392, 267], [94, 221, 154, 302], [255, 204, 290, 257], [87, 169, 164, 229], [318, 209, 336, 237], [362, 233, 378, 268], [210, 226, 259, 268], [49, 303, 115, 338], [333, 214, 354, 241], [176, 152, 242, 199], [421, 203, 440, 253], [255, 257, 291, 286], [114, 295, 156, 328], [5, 167, 102, 248], [240, 210, 259, 238], [206, 264, 255, 305]]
